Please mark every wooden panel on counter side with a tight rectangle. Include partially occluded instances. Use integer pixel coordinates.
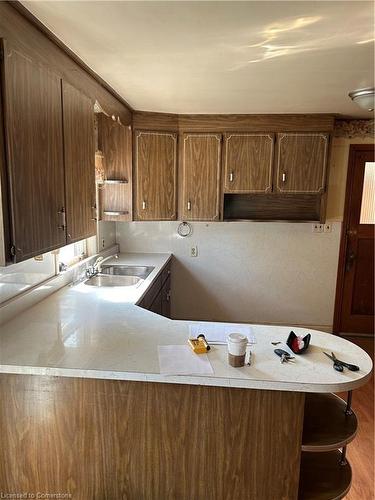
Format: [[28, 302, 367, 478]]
[[223, 133, 274, 193], [180, 133, 222, 221], [1, 40, 66, 261], [97, 113, 132, 222], [62, 81, 96, 243], [134, 131, 177, 220], [276, 133, 329, 194], [0, 374, 305, 500]]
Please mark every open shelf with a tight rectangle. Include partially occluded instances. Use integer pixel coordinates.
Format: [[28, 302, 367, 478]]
[[299, 450, 352, 500], [223, 193, 321, 221], [302, 393, 357, 452]]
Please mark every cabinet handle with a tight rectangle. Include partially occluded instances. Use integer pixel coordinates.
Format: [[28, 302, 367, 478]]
[[187, 200, 191, 211], [58, 207, 66, 230], [142, 201, 147, 210], [166, 290, 171, 302], [229, 172, 234, 182], [282, 172, 287, 182], [91, 204, 97, 221]]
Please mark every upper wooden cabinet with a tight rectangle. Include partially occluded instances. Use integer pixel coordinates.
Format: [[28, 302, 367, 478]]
[[223, 133, 274, 193], [62, 81, 96, 243], [180, 133, 222, 221], [97, 114, 132, 222], [2, 41, 66, 261], [134, 131, 177, 220], [276, 133, 329, 194]]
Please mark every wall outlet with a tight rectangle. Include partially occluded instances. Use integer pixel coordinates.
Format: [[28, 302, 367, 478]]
[[324, 224, 332, 233], [312, 223, 324, 233], [190, 246, 198, 257], [101, 238, 105, 249]]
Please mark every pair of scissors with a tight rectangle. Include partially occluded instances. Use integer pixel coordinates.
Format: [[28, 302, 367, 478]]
[[323, 352, 360, 372]]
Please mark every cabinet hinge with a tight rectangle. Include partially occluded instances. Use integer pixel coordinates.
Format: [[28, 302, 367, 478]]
[[10, 245, 16, 257]]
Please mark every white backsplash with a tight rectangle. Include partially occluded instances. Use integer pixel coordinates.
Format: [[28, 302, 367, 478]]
[[116, 221, 341, 329], [0, 252, 55, 304]]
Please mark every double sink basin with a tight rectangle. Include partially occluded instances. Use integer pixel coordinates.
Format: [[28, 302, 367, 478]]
[[84, 265, 154, 287]]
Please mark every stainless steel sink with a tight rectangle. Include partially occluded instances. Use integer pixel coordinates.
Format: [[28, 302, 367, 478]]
[[84, 274, 142, 287], [100, 265, 154, 279]]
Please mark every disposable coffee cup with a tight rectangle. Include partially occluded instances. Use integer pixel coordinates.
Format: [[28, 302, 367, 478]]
[[227, 333, 247, 367]]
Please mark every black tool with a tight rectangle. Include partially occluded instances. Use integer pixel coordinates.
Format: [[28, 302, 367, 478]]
[[323, 352, 360, 372], [274, 349, 295, 364]]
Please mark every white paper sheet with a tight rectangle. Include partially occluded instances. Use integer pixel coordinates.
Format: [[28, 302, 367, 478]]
[[188, 323, 256, 344], [158, 345, 214, 375]]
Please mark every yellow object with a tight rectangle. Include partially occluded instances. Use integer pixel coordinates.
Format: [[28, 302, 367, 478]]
[[188, 336, 210, 354]]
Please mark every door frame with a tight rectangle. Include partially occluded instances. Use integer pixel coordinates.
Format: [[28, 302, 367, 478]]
[[333, 144, 374, 335]]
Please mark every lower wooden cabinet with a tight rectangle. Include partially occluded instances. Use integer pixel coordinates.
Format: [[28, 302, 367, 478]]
[[179, 133, 222, 221], [138, 263, 171, 318]]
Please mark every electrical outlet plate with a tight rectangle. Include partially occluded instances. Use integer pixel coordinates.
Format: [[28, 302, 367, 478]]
[[324, 224, 332, 233], [312, 223, 324, 233], [190, 246, 198, 257]]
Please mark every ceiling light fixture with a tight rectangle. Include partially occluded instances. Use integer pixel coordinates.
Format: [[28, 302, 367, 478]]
[[348, 87, 375, 112]]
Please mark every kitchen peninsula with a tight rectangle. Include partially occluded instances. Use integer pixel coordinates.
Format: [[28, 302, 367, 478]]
[[0, 253, 372, 500]]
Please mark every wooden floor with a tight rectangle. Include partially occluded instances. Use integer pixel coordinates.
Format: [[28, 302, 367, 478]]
[[338, 337, 374, 500]]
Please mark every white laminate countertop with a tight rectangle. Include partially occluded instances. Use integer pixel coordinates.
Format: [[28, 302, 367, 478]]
[[0, 252, 372, 393]]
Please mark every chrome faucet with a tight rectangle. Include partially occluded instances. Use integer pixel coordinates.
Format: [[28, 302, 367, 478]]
[[86, 254, 118, 278]]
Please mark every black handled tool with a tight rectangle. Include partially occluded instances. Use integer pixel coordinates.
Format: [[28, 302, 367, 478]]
[[323, 352, 360, 372]]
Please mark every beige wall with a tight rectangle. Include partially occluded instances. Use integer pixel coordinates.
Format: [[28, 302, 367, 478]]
[[326, 136, 374, 221], [117, 221, 341, 330]]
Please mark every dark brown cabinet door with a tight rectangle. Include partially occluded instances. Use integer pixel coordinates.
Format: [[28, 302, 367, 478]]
[[134, 131, 177, 220], [180, 133, 222, 221], [2, 42, 66, 261], [161, 276, 171, 318], [276, 133, 329, 194], [62, 81, 96, 243], [223, 133, 274, 193], [97, 113, 132, 222]]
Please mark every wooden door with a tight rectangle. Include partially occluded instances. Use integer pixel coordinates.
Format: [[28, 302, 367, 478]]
[[180, 133, 221, 221], [161, 276, 171, 318], [62, 81, 96, 243], [1, 41, 66, 261], [223, 133, 274, 193], [276, 133, 329, 193], [334, 145, 374, 335], [97, 114, 132, 222], [134, 131, 177, 220]]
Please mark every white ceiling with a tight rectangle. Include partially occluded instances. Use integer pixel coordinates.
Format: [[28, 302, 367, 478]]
[[22, 1, 375, 117]]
